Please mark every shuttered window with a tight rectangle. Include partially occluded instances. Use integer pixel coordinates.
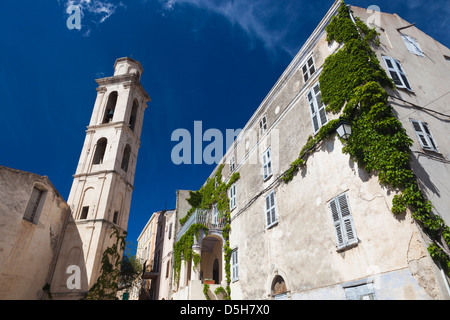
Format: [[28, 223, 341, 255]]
[[259, 115, 267, 135], [23, 187, 45, 223], [212, 204, 219, 226], [382, 56, 412, 91], [411, 119, 438, 152], [229, 183, 237, 210], [232, 248, 239, 282], [302, 56, 316, 83], [307, 83, 328, 134], [262, 147, 272, 180], [265, 191, 277, 228], [329, 193, 357, 250], [401, 34, 424, 57]]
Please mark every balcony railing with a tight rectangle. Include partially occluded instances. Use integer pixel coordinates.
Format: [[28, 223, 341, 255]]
[[176, 208, 226, 241]]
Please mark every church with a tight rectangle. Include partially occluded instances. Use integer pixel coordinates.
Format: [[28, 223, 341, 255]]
[[0, 57, 149, 299]]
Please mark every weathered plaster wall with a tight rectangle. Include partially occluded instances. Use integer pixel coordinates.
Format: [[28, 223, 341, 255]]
[[0, 166, 70, 299]]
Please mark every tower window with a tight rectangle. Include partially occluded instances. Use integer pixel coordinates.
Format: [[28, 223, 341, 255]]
[[92, 138, 107, 165], [113, 210, 119, 224], [80, 206, 89, 220], [129, 99, 138, 132], [23, 186, 46, 224], [103, 91, 118, 124], [121, 144, 131, 172]]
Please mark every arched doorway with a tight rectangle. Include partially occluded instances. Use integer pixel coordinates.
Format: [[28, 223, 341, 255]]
[[272, 275, 288, 300], [200, 235, 223, 285]]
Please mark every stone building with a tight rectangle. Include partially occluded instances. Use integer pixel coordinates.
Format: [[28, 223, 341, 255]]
[[0, 57, 150, 299], [0, 167, 71, 299], [170, 1, 450, 300]]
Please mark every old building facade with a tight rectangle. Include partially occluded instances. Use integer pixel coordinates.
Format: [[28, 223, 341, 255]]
[[168, 1, 450, 300]]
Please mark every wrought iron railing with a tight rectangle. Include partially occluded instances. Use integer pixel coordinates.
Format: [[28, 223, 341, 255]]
[[176, 209, 226, 241]]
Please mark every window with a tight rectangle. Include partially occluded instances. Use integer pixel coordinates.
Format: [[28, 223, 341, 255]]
[[80, 206, 89, 220], [103, 91, 118, 124], [344, 282, 376, 300], [231, 248, 239, 282], [401, 34, 424, 57], [129, 99, 138, 132], [229, 183, 236, 210], [302, 56, 316, 82], [265, 191, 277, 228], [23, 186, 45, 223], [259, 114, 267, 135], [307, 83, 328, 134], [411, 120, 438, 152], [113, 210, 119, 224], [229, 155, 236, 173], [262, 147, 272, 180], [329, 193, 357, 250], [121, 144, 131, 172], [92, 138, 107, 165], [212, 204, 219, 227], [382, 56, 412, 91], [168, 223, 172, 239]]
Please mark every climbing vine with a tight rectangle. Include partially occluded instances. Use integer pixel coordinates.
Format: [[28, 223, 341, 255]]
[[85, 226, 127, 300], [283, 0, 450, 276], [174, 164, 239, 299]]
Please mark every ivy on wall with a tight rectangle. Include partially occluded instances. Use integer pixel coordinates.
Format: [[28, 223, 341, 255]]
[[173, 164, 239, 299], [283, 0, 450, 275], [86, 226, 127, 300]]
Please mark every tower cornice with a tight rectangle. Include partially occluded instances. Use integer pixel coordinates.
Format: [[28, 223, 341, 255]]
[[96, 74, 151, 103]]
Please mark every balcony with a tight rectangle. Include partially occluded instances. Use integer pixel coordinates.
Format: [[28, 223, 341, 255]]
[[176, 208, 226, 242]]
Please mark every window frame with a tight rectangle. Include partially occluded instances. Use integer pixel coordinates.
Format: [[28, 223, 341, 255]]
[[382, 56, 412, 91], [231, 248, 239, 282], [307, 82, 328, 134], [23, 186, 46, 224], [259, 114, 268, 136], [262, 147, 273, 180], [229, 183, 237, 211], [329, 192, 358, 250], [410, 119, 439, 152], [302, 55, 316, 83], [265, 190, 278, 228]]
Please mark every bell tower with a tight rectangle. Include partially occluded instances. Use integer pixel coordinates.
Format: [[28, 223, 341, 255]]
[[50, 57, 150, 298]]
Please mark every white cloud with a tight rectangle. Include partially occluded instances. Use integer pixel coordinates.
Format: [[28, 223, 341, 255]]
[[61, 0, 126, 34], [158, 0, 301, 56]]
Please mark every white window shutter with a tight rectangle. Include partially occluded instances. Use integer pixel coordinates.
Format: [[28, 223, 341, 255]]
[[265, 191, 277, 227], [401, 34, 424, 57], [330, 193, 357, 249], [308, 83, 327, 134], [330, 199, 345, 248], [383, 56, 412, 91], [411, 120, 438, 152]]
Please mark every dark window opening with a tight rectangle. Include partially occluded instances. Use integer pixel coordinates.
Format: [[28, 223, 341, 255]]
[[121, 144, 131, 172], [92, 138, 107, 165], [80, 206, 89, 220], [103, 91, 118, 124]]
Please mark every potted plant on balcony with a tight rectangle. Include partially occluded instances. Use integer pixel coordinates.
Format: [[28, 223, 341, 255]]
[[204, 278, 215, 285]]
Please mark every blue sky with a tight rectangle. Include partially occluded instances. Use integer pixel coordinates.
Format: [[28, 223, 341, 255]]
[[1, 0, 449, 247]]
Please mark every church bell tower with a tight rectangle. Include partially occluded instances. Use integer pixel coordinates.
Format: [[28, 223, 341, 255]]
[[50, 58, 150, 298]]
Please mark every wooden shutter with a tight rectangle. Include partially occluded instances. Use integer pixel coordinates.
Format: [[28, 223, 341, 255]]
[[265, 191, 277, 227], [262, 148, 272, 179], [232, 249, 238, 280], [401, 34, 424, 57], [383, 56, 412, 90], [411, 120, 438, 151], [308, 83, 327, 134], [330, 193, 357, 249], [307, 89, 319, 133]]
